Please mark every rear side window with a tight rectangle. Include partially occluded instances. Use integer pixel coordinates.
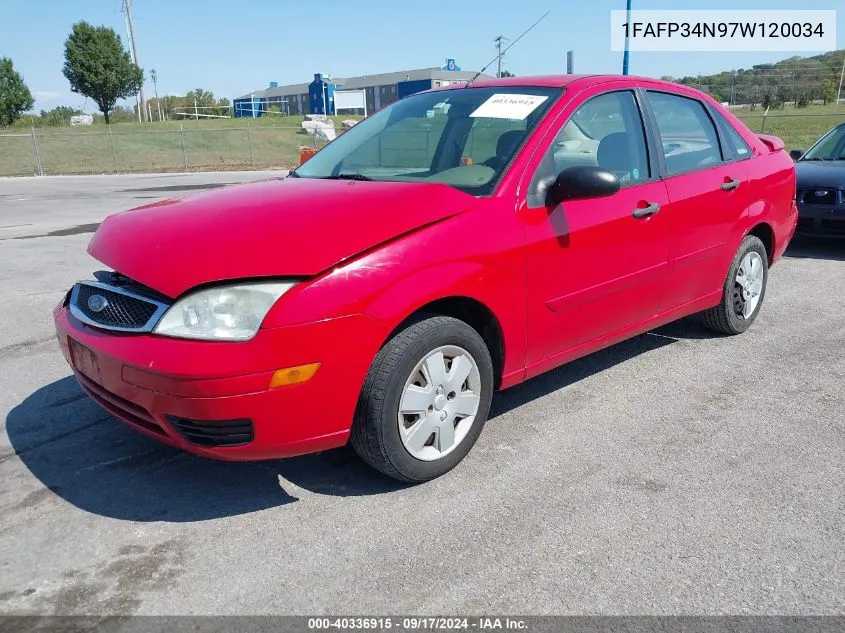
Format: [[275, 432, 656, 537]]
[[712, 110, 753, 160], [647, 91, 724, 176]]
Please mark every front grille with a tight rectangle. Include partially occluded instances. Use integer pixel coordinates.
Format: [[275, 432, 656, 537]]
[[801, 188, 838, 206], [167, 416, 255, 447], [69, 279, 169, 332]]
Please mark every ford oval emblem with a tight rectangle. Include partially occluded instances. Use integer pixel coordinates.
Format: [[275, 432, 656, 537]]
[[814, 190, 829, 197], [87, 294, 109, 313]]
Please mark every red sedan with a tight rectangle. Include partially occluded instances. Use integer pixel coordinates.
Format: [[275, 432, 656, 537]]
[[54, 75, 798, 482]]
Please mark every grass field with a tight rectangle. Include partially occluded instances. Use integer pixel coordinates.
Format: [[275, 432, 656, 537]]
[[1, 105, 843, 178], [0, 115, 361, 177]]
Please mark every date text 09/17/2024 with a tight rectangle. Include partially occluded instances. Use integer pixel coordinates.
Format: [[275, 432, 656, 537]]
[[307, 617, 528, 630]]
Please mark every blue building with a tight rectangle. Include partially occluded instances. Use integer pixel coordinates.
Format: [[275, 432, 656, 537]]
[[233, 60, 492, 117]]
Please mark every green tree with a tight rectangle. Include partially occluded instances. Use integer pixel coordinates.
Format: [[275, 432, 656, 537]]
[[498, 70, 515, 78], [0, 57, 34, 128], [821, 78, 836, 105], [62, 22, 143, 124], [39, 105, 81, 126]]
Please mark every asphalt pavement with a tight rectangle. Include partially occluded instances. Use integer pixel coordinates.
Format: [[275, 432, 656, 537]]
[[0, 172, 842, 616]]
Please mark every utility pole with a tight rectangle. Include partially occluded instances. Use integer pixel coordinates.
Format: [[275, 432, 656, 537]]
[[837, 58, 845, 108], [730, 70, 737, 106], [123, 0, 146, 122], [150, 69, 162, 121], [494, 35, 509, 78]]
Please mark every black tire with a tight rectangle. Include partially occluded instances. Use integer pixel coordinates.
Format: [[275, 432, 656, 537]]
[[699, 235, 768, 335], [350, 315, 494, 483]]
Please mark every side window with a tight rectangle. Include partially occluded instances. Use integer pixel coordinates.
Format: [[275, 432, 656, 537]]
[[527, 91, 650, 207], [711, 109, 753, 160], [647, 91, 724, 176]]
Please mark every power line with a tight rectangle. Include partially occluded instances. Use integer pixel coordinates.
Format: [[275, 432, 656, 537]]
[[467, 10, 551, 86]]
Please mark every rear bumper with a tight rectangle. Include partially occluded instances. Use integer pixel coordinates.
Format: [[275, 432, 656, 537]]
[[53, 305, 390, 461]]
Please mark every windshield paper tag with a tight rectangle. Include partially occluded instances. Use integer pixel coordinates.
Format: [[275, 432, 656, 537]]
[[470, 94, 548, 120]]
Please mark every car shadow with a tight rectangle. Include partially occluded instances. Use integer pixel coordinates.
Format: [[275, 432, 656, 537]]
[[5, 317, 714, 523], [491, 316, 717, 417], [4, 378, 407, 523], [783, 236, 845, 262]]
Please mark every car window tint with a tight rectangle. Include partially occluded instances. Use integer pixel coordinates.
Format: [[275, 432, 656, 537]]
[[527, 90, 650, 208], [461, 119, 528, 170], [343, 116, 448, 172], [711, 110, 753, 159], [647, 91, 724, 176], [803, 125, 845, 160]]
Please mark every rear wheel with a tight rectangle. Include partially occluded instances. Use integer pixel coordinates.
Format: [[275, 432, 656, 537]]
[[699, 235, 768, 335], [350, 315, 494, 483]]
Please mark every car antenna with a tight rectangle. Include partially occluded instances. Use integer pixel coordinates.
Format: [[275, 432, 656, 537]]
[[465, 10, 552, 87]]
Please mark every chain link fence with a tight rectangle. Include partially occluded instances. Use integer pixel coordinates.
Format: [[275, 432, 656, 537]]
[[738, 111, 845, 152], [1, 111, 844, 178], [0, 123, 327, 178]]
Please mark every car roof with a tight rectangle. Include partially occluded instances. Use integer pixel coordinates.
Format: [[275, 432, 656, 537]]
[[443, 74, 683, 90]]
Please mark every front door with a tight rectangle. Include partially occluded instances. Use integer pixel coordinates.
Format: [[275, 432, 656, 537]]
[[517, 89, 671, 375]]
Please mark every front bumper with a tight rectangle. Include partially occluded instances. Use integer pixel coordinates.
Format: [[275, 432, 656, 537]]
[[796, 198, 845, 238], [53, 305, 390, 461]]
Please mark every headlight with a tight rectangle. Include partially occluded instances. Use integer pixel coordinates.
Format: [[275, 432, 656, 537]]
[[153, 282, 297, 341]]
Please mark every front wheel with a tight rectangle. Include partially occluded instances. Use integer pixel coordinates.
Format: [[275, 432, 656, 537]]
[[699, 235, 768, 335], [350, 315, 494, 483]]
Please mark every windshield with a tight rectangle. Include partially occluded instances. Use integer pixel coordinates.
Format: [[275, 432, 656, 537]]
[[801, 124, 845, 161], [293, 85, 564, 195]]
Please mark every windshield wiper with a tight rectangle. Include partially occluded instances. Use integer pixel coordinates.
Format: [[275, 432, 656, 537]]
[[321, 173, 374, 181]]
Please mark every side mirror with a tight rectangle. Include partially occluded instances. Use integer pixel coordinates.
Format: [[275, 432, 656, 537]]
[[789, 149, 804, 161], [546, 165, 620, 206]]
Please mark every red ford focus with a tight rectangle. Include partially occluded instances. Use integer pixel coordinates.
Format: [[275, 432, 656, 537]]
[[54, 75, 797, 482]]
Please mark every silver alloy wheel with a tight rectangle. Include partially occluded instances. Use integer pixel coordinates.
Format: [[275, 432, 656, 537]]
[[735, 251, 764, 318], [397, 345, 482, 461]]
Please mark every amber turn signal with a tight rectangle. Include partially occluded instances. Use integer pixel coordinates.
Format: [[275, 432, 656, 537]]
[[269, 362, 321, 388]]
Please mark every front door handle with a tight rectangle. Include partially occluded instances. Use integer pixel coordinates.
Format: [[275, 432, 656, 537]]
[[721, 178, 741, 191], [633, 202, 661, 219]]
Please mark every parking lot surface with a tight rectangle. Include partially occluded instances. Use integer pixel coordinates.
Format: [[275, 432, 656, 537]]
[[0, 173, 843, 616]]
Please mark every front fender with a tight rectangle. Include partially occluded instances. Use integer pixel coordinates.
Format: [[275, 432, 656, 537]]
[[264, 256, 527, 387], [361, 260, 527, 386], [262, 207, 528, 385]]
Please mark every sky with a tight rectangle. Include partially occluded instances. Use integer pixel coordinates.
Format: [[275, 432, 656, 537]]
[[1, 0, 843, 113]]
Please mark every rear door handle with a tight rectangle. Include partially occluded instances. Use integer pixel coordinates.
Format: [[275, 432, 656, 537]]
[[632, 202, 661, 219], [721, 178, 741, 191]]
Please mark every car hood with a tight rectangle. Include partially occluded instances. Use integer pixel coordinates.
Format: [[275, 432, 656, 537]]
[[795, 161, 845, 188], [88, 176, 479, 298]]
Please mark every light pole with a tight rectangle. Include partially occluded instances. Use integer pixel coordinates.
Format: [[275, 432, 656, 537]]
[[622, 0, 632, 75]]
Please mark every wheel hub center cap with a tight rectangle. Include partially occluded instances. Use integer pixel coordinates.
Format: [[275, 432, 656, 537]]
[[434, 394, 447, 410]]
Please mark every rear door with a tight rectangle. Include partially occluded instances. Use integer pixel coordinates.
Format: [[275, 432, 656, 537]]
[[641, 90, 753, 311]]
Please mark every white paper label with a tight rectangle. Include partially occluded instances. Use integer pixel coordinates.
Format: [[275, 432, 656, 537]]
[[470, 94, 548, 120]]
